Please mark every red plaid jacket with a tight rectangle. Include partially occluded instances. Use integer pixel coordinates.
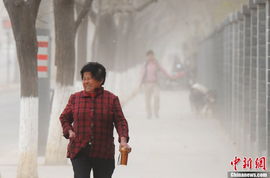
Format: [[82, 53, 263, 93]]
[[59, 87, 129, 159]]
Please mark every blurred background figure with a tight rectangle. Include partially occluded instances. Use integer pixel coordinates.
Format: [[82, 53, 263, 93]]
[[189, 82, 217, 117], [140, 50, 173, 119]]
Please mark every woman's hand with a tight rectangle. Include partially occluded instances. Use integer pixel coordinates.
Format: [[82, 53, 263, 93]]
[[68, 130, 76, 139], [120, 143, 131, 153], [119, 137, 131, 153]]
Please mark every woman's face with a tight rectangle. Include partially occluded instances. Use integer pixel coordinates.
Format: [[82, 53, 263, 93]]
[[82, 72, 102, 92], [147, 53, 154, 61]]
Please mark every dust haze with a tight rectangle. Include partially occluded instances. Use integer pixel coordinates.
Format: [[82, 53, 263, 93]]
[[1, 0, 263, 178]]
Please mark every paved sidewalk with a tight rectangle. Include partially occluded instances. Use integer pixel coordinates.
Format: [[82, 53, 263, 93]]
[[0, 89, 237, 178]]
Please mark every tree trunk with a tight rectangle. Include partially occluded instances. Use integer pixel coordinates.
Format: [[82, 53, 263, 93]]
[[45, 84, 74, 164], [114, 13, 135, 70], [75, 4, 88, 81], [3, 0, 40, 178], [55, 1, 76, 85], [45, 0, 76, 164], [45, 0, 93, 164], [93, 13, 117, 70]]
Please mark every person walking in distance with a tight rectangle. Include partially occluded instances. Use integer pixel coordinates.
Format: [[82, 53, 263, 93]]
[[141, 50, 172, 119]]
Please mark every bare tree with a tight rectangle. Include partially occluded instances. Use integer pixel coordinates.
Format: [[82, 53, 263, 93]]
[[3, 0, 41, 177], [92, 0, 157, 71], [45, 0, 93, 164]]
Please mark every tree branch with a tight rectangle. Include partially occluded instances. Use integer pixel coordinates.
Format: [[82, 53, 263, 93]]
[[136, 0, 158, 12], [75, 0, 93, 32], [88, 7, 97, 25], [75, 0, 97, 25], [33, 0, 42, 18]]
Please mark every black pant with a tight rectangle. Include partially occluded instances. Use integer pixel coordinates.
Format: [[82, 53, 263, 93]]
[[71, 147, 115, 178]]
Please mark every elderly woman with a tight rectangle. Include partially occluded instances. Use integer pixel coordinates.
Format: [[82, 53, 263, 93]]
[[60, 62, 131, 178]]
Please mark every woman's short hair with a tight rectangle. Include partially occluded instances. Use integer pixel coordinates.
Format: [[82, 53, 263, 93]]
[[80, 62, 106, 85], [146, 50, 154, 56]]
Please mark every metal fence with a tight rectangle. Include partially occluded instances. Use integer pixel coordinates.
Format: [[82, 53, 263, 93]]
[[196, 0, 270, 162]]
